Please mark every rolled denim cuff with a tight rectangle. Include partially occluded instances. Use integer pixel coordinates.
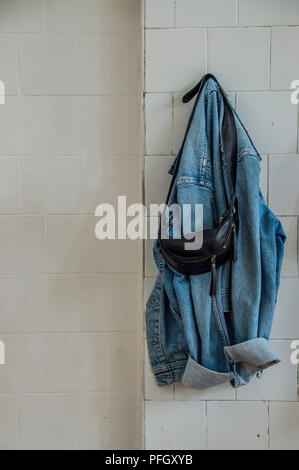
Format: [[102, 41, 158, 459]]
[[224, 337, 280, 377], [182, 356, 234, 390]]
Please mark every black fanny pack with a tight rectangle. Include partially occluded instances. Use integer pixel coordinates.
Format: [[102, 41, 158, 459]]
[[158, 74, 238, 296]]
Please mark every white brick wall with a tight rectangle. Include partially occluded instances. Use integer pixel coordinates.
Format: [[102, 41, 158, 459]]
[[144, 0, 299, 450], [0, 0, 142, 450]]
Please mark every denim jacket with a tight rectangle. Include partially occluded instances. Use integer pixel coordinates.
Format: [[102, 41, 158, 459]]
[[146, 78, 286, 390]]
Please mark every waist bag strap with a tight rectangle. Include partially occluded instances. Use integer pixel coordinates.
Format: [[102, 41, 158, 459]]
[[165, 73, 237, 205]]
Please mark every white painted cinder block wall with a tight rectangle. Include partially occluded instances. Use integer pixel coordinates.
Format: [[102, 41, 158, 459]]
[[144, 0, 299, 450], [0, 0, 143, 450]]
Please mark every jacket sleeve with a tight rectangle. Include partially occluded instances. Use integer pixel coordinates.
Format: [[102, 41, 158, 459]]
[[224, 152, 286, 385], [257, 192, 286, 338]]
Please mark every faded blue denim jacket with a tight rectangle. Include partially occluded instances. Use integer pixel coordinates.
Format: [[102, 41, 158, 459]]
[[146, 78, 286, 390]]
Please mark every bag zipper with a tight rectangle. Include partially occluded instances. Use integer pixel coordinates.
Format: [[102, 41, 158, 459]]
[[163, 215, 236, 265], [210, 255, 217, 297]]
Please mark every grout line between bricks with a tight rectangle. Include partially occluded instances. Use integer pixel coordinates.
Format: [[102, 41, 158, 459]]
[[206, 28, 209, 73], [17, 393, 21, 450], [75, 393, 80, 449], [49, 96, 53, 156], [269, 27, 272, 90], [171, 95, 175, 155], [145, 25, 299, 30], [77, 33, 80, 94], [18, 157, 23, 214], [44, 215, 48, 274], [15, 33, 21, 96], [0, 331, 139, 336], [173, 0, 176, 28], [145, 89, 294, 95], [267, 401, 270, 449], [266, 154, 269, 205], [204, 401, 208, 449], [43, 0, 46, 32], [79, 157, 83, 215]]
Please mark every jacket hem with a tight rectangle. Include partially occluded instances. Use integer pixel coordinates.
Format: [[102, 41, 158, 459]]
[[152, 359, 188, 386]]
